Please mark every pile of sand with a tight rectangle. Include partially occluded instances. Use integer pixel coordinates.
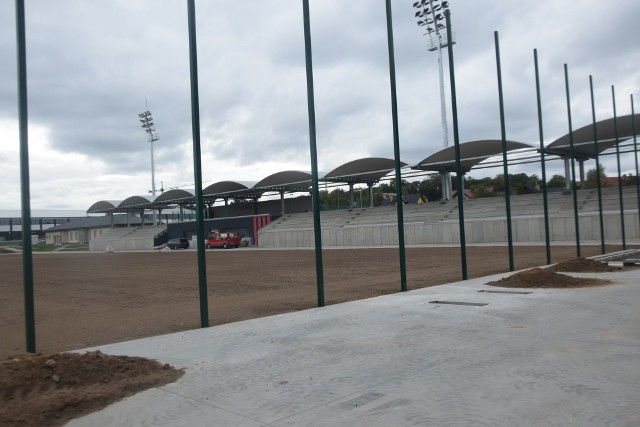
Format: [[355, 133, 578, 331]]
[[547, 257, 620, 273], [486, 267, 611, 289]]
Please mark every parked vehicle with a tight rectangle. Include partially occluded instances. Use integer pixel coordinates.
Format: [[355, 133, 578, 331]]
[[167, 237, 190, 250], [206, 231, 241, 249], [239, 237, 253, 247]]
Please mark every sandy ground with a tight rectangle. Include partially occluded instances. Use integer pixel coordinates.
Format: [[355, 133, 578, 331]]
[[0, 245, 625, 357]]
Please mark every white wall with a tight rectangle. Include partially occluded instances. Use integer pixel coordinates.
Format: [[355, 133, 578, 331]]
[[258, 211, 639, 248]]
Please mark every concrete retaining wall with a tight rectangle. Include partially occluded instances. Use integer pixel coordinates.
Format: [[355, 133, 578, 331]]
[[89, 237, 156, 252], [258, 211, 639, 247]]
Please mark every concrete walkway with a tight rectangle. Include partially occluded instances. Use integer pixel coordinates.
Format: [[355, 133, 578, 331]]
[[68, 268, 640, 426]]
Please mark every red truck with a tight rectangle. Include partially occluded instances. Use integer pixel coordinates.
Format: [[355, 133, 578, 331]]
[[206, 231, 241, 249]]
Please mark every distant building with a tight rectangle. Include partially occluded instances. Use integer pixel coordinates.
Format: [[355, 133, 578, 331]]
[[601, 176, 630, 187], [45, 214, 152, 245]]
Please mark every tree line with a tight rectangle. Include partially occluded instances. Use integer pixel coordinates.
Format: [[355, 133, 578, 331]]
[[317, 165, 637, 209]]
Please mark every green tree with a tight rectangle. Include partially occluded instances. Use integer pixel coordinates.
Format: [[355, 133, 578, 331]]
[[318, 189, 348, 210], [466, 176, 496, 198], [377, 182, 395, 194], [417, 175, 442, 201], [371, 187, 384, 206], [585, 164, 608, 189], [547, 174, 566, 188], [405, 181, 421, 194], [511, 173, 540, 194], [625, 174, 639, 186]]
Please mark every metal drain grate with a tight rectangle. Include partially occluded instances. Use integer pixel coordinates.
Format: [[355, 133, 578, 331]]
[[429, 301, 488, 307], [477, 290, 532, 295]]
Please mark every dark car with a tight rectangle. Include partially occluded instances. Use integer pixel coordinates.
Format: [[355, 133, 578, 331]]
[[167, 237, 190, 250]]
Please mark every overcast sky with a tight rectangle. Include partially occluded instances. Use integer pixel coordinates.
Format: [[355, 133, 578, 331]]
[[1, 0, 639, 211]]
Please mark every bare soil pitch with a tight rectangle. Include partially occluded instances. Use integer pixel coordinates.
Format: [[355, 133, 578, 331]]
[[0, 245, 629, 425], [0, 245, 622, 357]]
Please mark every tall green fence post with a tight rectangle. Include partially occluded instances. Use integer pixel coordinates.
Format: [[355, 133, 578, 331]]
[[533, 49, 551, 265], [187, 0, 209, 327], [564, 64, 581, 256], [301, 0, 325, 306], [589, 76, 606, 254], [494, 32, 514, 271], [611, 86, 626, 249], [445, 10, 467, 280], [630, 94, 639, 233], [384, 0, 407, 291], [15, 0, 36, 353]]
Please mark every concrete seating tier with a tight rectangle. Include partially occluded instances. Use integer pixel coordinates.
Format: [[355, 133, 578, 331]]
[[258, 188, 640, 248], [89, 225, 167, 252], [95, 227, 135, 239]]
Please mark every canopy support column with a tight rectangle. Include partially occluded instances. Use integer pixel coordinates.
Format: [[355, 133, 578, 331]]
[[280, 190, 285, 215], [207, 198, 216, 219], [563, 157, 571, 191], [442, 172, 452, 200], [368, 183, 374, 208], [348, 183, 355, 208]]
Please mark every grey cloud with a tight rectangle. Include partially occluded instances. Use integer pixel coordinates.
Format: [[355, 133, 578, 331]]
[[1, 0, 639, 209]]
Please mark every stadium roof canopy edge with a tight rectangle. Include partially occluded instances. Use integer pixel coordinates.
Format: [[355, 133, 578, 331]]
[[153, 189, 195, 207], [117, 195, 156, 210], [323, 157, 405, 184], [203, 181, 261, 200], [86, 200, 122, 214], [545, 114, 640, 160], [84, 119, 636, 215], [412, 140, 533, 174], [253, 171, 314, 192]]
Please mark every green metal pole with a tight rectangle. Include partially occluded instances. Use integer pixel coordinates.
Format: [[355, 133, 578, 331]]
[[533, 49, 551, 265], [494, 32, 514, 271], [589, 76, 606, 254], [445, 10, 467, 280], [611, 85, 626, 249], [301, 0, 325, 306], [631, 94, 639, 234], [564, 64, 581, 257], [15, 0, 36, 353], [187, 0, 209, 327], [384, 0, 407, 292]]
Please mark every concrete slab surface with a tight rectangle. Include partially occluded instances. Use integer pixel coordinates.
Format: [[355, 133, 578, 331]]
[[68, 268, 640, 426]]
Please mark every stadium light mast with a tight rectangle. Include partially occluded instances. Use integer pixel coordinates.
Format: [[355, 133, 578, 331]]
[[138, 109, 160, 223], [413, 0, 454, 200]]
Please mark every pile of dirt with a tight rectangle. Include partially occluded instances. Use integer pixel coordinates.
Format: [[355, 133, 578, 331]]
[[486, 267, 611, 289], [548, 257, 621, 273], [0, 351, 183, 427]]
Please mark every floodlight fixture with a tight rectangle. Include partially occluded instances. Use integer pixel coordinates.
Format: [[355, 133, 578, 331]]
[[138, 109, 160, 223], [412, 0, 455, 200]]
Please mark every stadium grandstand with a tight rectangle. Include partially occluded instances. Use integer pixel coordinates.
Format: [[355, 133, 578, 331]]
[[75, 114, 640, 251]]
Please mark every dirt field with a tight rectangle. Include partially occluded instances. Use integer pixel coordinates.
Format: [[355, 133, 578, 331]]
[[0, 245, 625, 358]]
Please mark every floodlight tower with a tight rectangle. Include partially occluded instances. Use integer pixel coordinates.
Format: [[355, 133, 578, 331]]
[[138, 110, 160, 223], [413, 0, 454, 200]]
